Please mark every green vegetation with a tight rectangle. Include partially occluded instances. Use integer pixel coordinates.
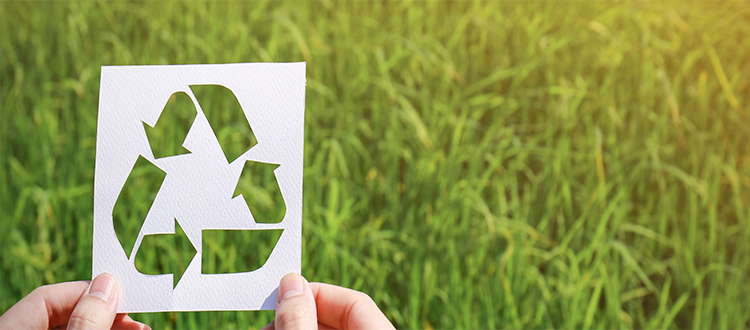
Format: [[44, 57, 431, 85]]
[[2, 1, 749, 328], [192, 84, 258, 163], [113, 155, 166, 258], [135, 219, 196, 289], [145, 91, 196, 159], [202, 229, 283, 274], [235, 161, 286, 224]]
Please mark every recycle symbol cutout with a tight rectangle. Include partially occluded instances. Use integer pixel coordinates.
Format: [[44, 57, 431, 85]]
[[112, 85, 286, 288], [94, 63, 305, 312]]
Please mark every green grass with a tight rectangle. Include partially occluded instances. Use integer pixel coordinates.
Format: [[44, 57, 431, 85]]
[[2, 1, 749, 328]]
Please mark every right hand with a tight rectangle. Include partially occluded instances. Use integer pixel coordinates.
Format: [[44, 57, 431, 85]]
[[262, 273, 395, 330]]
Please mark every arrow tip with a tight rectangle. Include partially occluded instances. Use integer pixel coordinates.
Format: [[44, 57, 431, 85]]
[[232, 160, 286, 224], [174, 218, 197, 289], [144, 91, 196, 159]]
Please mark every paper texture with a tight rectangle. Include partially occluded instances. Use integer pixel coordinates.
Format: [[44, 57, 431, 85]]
[[93, 63, 305, 312]]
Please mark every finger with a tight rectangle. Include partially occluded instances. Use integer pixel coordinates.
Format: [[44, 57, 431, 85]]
[[273, 273, 317, 330], [309, 283, 394, 330], [66, 273, 119, 330], [317, 323, 337, 330], [0, 281, 89, 329], [112, 314, 151, 330], [261, 321, 336, 330], [261, 320, 274, 330]]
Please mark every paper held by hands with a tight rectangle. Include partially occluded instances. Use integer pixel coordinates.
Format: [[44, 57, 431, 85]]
[[92, 63, 305, 312]]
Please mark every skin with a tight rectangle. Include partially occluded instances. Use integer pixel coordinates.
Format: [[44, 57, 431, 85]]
[[0, 273, 393, 330], [264, 273, 395, 330], [0, 273, 148, 330]]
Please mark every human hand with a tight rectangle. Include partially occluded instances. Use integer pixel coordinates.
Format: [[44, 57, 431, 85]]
[[0, 273, 149, 330], [263, 273, 395, 330]]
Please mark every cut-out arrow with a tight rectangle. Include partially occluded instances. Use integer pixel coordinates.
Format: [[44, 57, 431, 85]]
[[190, 84, 258, 163], [113, 155, 166, 258], [134, 218, 196, 288], [234, 160, 286, 223], [144, 91, 196, 159], [202, 229, 283, 274]]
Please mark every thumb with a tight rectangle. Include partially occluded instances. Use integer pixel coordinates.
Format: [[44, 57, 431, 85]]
[[273, 273, 317, 330], [67, 273, 119, 330]]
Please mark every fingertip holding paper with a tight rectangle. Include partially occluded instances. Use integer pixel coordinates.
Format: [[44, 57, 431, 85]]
[[92, 63, 305, 312]]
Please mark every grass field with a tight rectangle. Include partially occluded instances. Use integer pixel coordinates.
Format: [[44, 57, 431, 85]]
[[2, 1, 749, 328]]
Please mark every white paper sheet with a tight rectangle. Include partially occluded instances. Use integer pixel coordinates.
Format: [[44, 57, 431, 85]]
[[93, 63, 306, 312]]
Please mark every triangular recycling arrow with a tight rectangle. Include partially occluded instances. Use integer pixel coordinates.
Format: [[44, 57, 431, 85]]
[[233, 160, 286, 223], [143, 91, 196, 159], [201, 229, 284, 274], [134, 218, 196, 289], [190, 84, 257, 163], [113, 155, 166, 258]]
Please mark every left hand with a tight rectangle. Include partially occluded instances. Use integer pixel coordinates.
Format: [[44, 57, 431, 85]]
[[0, 273, 149, 330]]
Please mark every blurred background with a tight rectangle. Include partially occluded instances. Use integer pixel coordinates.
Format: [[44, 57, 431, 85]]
[[1, 1, 749, 328]]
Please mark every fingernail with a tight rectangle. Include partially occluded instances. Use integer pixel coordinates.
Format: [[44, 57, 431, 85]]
[[89, 273, 117, 303], [278, 273, 305, 303]]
